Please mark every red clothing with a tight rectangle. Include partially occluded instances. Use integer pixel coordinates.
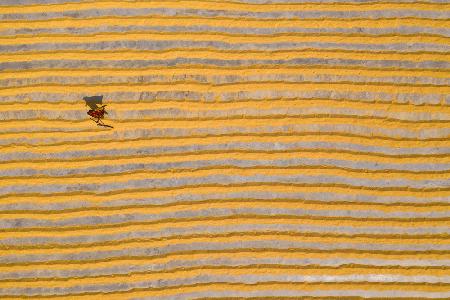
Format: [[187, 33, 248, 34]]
[[87, 109, 104, 119]]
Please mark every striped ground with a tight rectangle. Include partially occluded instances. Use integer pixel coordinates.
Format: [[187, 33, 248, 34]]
[[0, 0, 449, 299]]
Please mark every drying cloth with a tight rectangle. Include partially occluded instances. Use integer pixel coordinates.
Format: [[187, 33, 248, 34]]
[[0, 0, 449, 299]]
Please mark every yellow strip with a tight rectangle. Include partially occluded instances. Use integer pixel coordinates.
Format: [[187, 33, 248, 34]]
[[1, 16, 448, 31], [3, 49, 449, 65], [0, 163, 448, 190], [1, 199, 447, 221], [0, 249, 446, 275], [0, 118, 448, 148], [0, 0, 447, 14], [1, 32, 448, 47], [1, 217, 447, 242], [0, 233, 448, 259], [0, 66, 449, 81], [1, 282, 447, 300], [2, 134, 449, 162], [1, 99, 450, 116], [1, 265, 449, 290], [2, 151, 449, 178], [2, 185, 447, 216], [3, 99, 450, 114], [1, 83, 447, 100]]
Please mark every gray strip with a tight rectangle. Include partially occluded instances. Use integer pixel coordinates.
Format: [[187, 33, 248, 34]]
[[2, 141, 449, 163], [1, 202, 449, 229], [2, 24, 449, 37], [0, 239, 448, 265], [233, 0, 450, 2], [1, 274, 449, 296], [1, 0, 447, 5], [229, 0, 450, 2], [1, 40, 449, 54], [135, 289, 450, 300], [1, 255, 448, 281], [1, 190, 448, 213], [1, 222, 448, 248], [0, 124, 90, 134], [2, 124, 449, 147], [3, 158, 450, 178], [1, 73, 449, 89], [1, 89, 444, 106], [2, 105, 450, 123], [1, 8, 449, 21]]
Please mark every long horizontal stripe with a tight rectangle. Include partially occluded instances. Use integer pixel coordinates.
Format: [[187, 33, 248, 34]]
[[1, 250, 448, 282], [1, 6, 449, 22], [1, 160, 450, 184], [5, 64, 448, 77], [3, 98, 450, 116], [4, 185, 445, 213], [2, 99, 449, 124], [3, 29, 450, 41], [1, 187, 448, 222], [3, 48, 449, 62], [2, 82, 446, 100], [1, 284, 449, 300], [2, 277, 450, 298], [1, 80, 448, 97], [3, 156, 450, 179], [1, 88, 446, 107], [6, 32, 446, 46], [185, 0, 450, 3], [1, 264, 448, 286], [2, 66, 447, 82], [2, 107, 449, 125], [0, 282, 445, 300], [1, 186, 448, 215], [2, 120, 449, 150], [1, 124, 448, 142], [2, 136, 449, 166], [0, 167, 449, 198], [1, 248, 446, 273], [2, 39, 449, 55], [2, 199, 449, 229], [1, 234, 449, 266], [1, 72, 449, 91], [1, 250, 447, 279], [2, 115, 450, 133], [1, 72, 448, 90], [2, 263, 449, 283], [48, 282, 447, 300], [2, 64, 447, 78], [1, 267, 449, 297], [3, 182, 447, 202], [1, 216, 448, 248], [2, 229, 448, 252], [1, 0, 448, 6], [1, 232, 449, 264], [0, 211, 445, 233], [0, 209, 447, 235], [1, 0, 448, 13], [2, 24, 449, 38], [1, 80, 448, 93], [1, 178, 449, 201], [0, 218, 447, 251], [2, 129, 449, 151], [2, 16, 447, 34]]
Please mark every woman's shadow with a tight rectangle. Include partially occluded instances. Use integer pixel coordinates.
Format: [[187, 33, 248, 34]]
[[83, 95, 104, 110]]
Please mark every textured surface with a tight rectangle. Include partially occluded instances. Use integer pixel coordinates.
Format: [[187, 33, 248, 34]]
[[0, 0, 450, 299]]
